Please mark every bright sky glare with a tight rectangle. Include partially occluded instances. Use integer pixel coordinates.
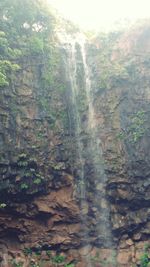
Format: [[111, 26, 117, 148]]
[[48, 0, 150, 31]]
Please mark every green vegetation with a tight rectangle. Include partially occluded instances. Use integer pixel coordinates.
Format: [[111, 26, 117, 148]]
[[128, 110, 146, 143], [34, 250, 41, 256], [23, 247, 33, 256], [94, 31, 129, 91], [0, 0, 57, 88], [117, 109, 146, 143], [20, 183, 29, 190], [0, 0, 70, 197], [10, 260, 23, 267], [94, 29, 149, 93], [140, 244, 150, 267], [22, 248, 74, 266], [140, 252, 149, 267], [0, 203, 7, 208], [33, 178, 42, 185], [0, 31, 20, 86], [13, 153, 45, 192], [52, 255, 66, 264]]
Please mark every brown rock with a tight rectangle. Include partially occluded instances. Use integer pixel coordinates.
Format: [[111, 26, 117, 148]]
[[34, 201, 53, 213], [76, 262, 87, 267], [117, 249, 132, 265], [79, 245, 92, 256], [126, 239, 134, 246]]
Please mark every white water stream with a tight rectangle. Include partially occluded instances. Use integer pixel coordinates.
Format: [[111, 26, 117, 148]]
[[80, 39, 113, 248], [60, 32, 113, 263]]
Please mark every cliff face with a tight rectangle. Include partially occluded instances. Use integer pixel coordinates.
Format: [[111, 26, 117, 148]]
[[88, 23, 150, 265], [0, 1, 150, 265]]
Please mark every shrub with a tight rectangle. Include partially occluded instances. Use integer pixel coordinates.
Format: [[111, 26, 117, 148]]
[[140, 245, 150, 267], [52, 255, 65, 263]]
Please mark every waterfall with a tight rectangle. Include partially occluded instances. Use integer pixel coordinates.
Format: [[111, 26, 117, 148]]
[[62, 37, 92, 267], [80, 39, 113, 248], [63, 40, 85, 198], [60, 32, 114, 262]]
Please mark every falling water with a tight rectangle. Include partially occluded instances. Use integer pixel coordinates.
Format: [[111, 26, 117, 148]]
[[60, 32, 113, 264], [61, 36, 93, 266], [62, 40, 85, 198], [80, 39, 113, 248]]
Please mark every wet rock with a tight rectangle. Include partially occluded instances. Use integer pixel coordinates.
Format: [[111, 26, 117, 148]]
[[0, 16, 150, 267]]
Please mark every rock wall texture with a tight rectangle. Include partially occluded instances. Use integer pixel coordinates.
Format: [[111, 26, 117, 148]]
[[0, 13, 150, 267]]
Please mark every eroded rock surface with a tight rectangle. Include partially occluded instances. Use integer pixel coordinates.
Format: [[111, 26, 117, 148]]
[[0, 14, 150, 267]]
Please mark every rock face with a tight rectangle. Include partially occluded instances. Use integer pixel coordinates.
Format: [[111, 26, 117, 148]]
[[0, 9, 150, 266]]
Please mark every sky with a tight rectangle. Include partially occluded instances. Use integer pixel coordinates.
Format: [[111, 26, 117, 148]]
[[48, 0, 150, 31]]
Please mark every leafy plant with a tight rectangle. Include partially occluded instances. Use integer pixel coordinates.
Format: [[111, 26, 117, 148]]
[[0, 203, 6, 208], [128, 110, 146, 143], [34, 250, 41, 256], [20, 183, 29, 190], [18, 153, 27, 159], [18, 160, 28, 167], [0, 0, 57, 89], [0, 71, 9, 87], [28, 36, 44, 55], [52, 255, 66, 263], [11, 259, 23, 267], [23, 247, 32, 256], [46, 250, 51, 257], [140, 244, 150, 267], [33, 178, 42, 185], [0, 31, 20, 87], [117, 109, 146, 143], [140, 252, 149, 267]]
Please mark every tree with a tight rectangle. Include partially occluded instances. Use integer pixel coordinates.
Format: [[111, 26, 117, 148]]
[[0, 0, 57, 86]]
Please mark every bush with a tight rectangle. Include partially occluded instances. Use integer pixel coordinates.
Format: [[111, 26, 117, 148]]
[[140, 244, 150, 267]]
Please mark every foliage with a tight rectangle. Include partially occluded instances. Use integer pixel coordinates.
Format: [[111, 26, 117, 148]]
[[140, 244, 150, 267], [0, 32, 20, 87], [21, 248, 75, 267], [34, 250, 41, 256], [0, 203, 7, 208], [46, 250, 51, 257], [0, 0, 55, 39], [27, 36, 44, 55], [11, 259, 23, 267], [52, 255, 66, 263], [0, 0, 57, 88], [128, 110, 146, 143], [15, 154, 45, 192], [140, 252, 149, 267], [33, 178, 42, 185], [23, 247, 33, 256], [20, 183, 29, 190], [117, 109, 146, 143], [94, 31, 129, 90], [18, 160, 28, 167]]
